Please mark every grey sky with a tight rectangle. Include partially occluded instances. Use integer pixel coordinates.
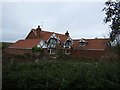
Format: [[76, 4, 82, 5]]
[[2, 2, 109, 42]]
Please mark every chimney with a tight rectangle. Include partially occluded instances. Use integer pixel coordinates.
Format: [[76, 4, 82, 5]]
[[65, 31, 69, 36], [37, 25, 41, 38]]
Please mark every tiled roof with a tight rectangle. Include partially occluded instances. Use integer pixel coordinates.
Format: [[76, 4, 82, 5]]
[[31, 29, 68, 43], [9, 39, 41, 49], [73, 39, 109, 51], [9, 27, 69, 49], [55, 33, 68, 43], [10, 26, 109, 51], [41, 31, 54, 40]]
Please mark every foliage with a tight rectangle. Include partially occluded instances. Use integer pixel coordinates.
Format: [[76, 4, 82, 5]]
[[32, 46, 44, 53], [2, 59, 120, 89], [56, 49, 68, 59], [103, 0, 120, 41], [111, 44, 120, 58], [103, 0, 120, 58], [2, 42, 9, 50]]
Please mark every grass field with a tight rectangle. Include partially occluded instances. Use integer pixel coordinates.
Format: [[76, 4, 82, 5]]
[[2, 58, 120, 89]]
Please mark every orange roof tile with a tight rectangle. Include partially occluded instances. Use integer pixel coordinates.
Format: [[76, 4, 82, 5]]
[[31, 29, 68, 43], [9, 27, 69, 49], [73, 39, 109, 51], [41, 31, 54, 40], [56, 33, 68, 43], [9, 39, 41, 49]]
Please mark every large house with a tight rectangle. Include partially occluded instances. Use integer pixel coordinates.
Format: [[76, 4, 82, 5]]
[[5, 26, 109, 58]]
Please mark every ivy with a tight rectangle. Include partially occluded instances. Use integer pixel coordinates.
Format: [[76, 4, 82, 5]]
[[32, 46, 44, 53]]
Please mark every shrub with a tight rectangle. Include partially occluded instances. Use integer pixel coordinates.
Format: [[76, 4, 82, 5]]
[[2, 59, 120, 89], [2, 42, 9, 50], [32, 46, 44, 53]]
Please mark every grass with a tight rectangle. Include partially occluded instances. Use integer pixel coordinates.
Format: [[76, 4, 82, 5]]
[[2, 58, 120, 89]]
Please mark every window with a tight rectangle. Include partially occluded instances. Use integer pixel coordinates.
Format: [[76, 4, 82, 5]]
[[48, 33, 60, 48], [48, 38, 58, 48], [49, 38, 57, 45], [48, 49, 55, 54], [79, 39, 86, 46], [79, 42, 86, 46], [64, 37, 73, 48], [65, 40, 72, 48]]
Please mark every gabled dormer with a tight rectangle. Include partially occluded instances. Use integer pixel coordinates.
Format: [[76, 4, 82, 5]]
[[64, 36, 73, 48], [47, 33, 60, 48], [79, 38, 87, 46]]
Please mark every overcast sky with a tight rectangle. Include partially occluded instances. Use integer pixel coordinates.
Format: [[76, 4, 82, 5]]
[[2, 1, 110, 42]]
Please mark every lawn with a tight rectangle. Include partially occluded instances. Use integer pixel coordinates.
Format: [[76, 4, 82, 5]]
[[2, 58, 120, 89]]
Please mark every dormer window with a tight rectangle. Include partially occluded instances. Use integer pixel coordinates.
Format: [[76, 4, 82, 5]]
[[50, 33, 57, 38], [65, 40, 72, 48], [48, 33, 59, 48], [64, 37, 73, 48], [49, 38, 57, 45], [79, 39, 87, 46]]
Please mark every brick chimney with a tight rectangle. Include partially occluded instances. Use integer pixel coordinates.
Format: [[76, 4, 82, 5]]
[[37, 25, 41, 38], [65, 31, 69, 36]]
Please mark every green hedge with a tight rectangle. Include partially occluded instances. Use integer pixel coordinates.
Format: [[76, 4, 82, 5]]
[[2, 60, 120, 89], [32, 46, 44, 53]]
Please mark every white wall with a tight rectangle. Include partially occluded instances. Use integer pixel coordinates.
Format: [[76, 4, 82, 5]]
[[37, 40, 47, 48]]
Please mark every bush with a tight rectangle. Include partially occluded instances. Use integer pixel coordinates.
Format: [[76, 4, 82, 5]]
[[32, 46, 44, 53], [2, 42, 9, 50], [2, 59, 120, 89]]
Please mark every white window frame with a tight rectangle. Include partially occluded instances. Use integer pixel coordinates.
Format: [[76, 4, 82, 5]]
[[47, 33, 59, 48], [79, 39, 86, 46], [64, 37, 73, 48], [49, 48, 55, 54]]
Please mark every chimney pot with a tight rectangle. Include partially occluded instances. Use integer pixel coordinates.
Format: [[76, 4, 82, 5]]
[[37, 25, 41, 38], [65, 31, 69, 36], [38, 25, 40, 28]]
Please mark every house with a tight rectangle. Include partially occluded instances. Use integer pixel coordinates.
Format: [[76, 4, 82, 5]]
[[71, 38, 109, 58], [5, 26, 109, 58], [5, 26, 73, 55]]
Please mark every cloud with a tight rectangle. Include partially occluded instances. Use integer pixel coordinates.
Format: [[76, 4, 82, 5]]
[[2, 2, 109, 42]]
